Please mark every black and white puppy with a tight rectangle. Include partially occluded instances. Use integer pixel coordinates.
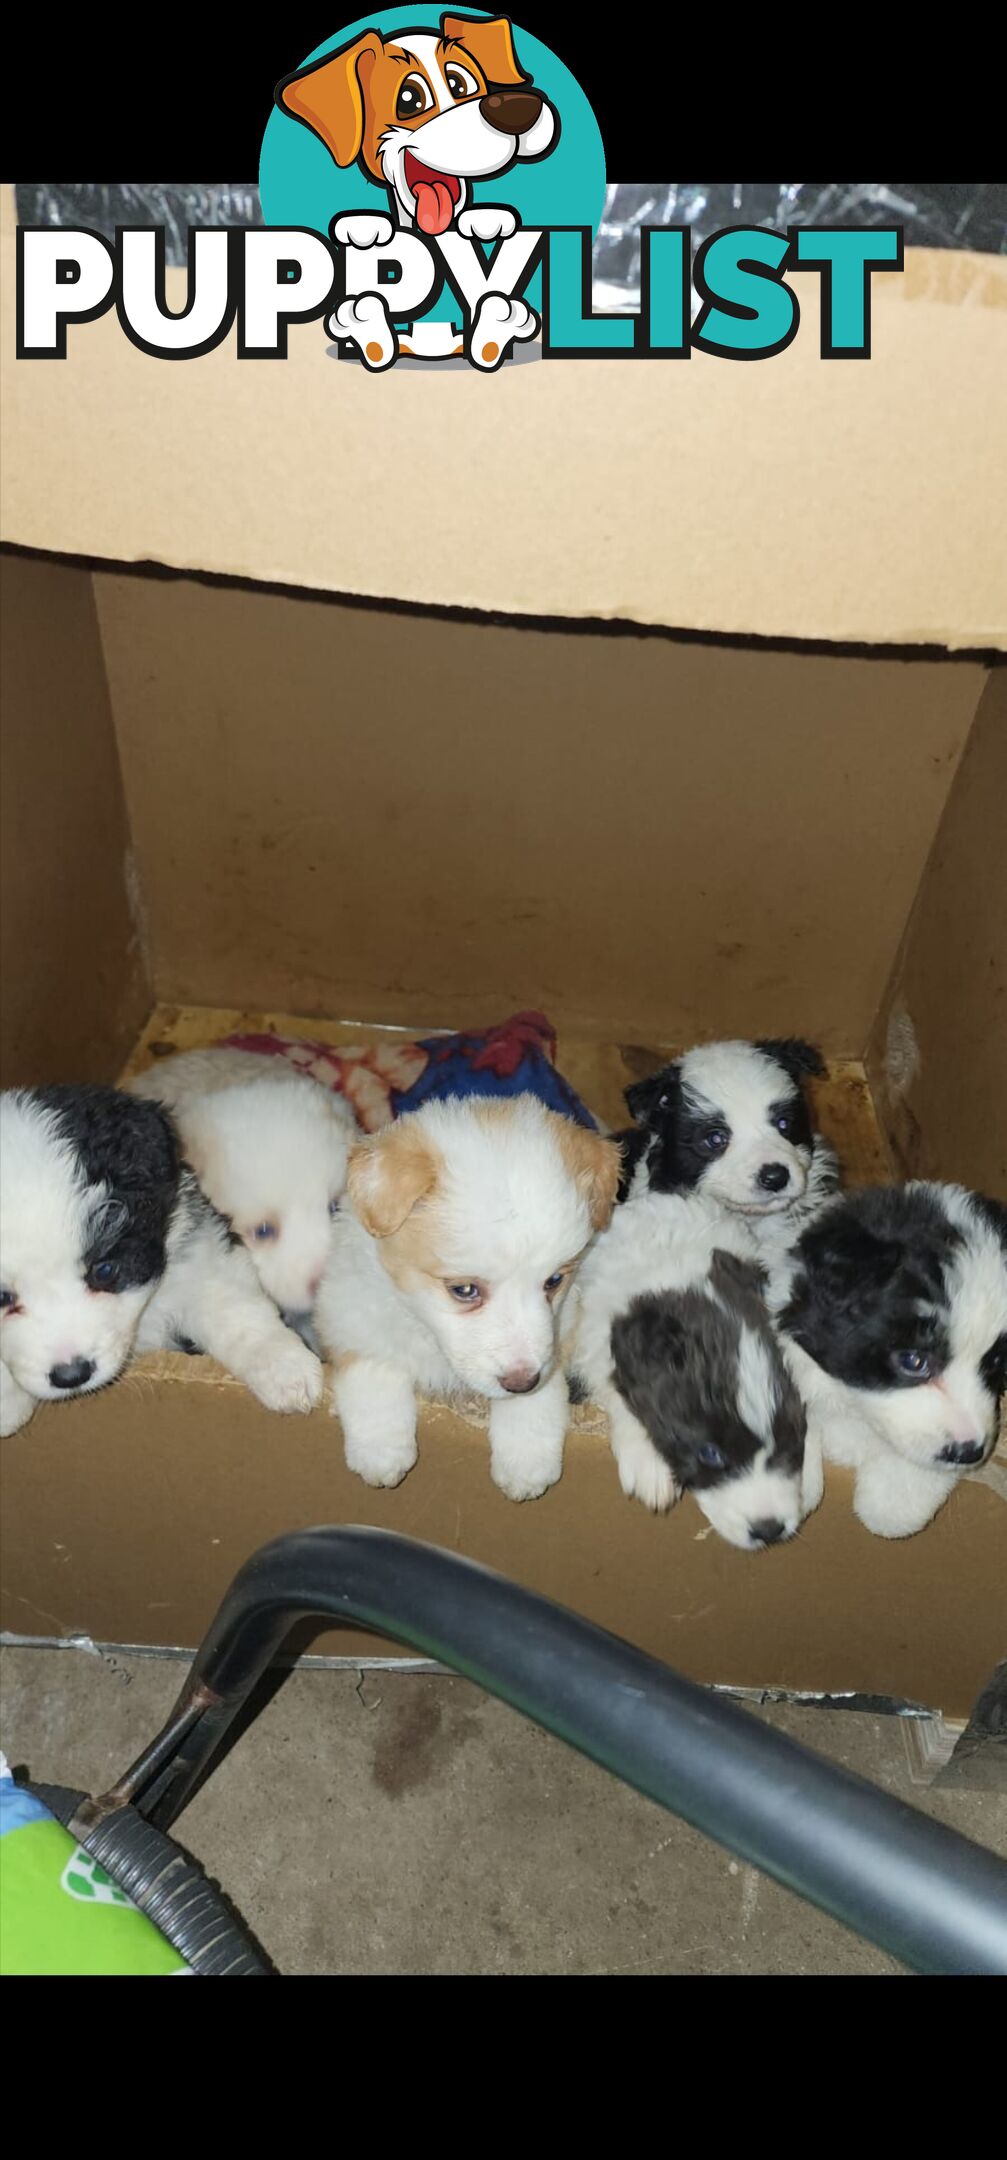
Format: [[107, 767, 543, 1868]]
[[0, 1085, 323, 1437], [565, 1189, 821, 1548], [772, 1182, 1007, 1538], [615, 1038, 839, 1260]]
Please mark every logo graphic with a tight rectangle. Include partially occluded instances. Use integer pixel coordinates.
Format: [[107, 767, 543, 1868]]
[[14, 11, 904, 366], [260, 9, 606, 367]]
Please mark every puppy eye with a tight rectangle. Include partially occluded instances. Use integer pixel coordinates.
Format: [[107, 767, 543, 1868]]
[[701, 1129, 729, 1155], [657, 1092, 671, 1110], [88, 1260, 118, 1291], [328, 1198, 341, 1219], [253, 1222, 278, 1242], [698, 1442, 725, 1469], [543, 1271, 566, 1295], [0, 1288, 18, 1312], [397, 73, 433, 119], [774, 1114, 796, 1137], [446, 66, 477, 98], [448, 1282, 481, 1304], [896, 1349, 932, 1380]]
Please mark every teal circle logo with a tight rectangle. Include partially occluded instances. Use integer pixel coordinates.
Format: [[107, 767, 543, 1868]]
[[259, 10, 606, 326]]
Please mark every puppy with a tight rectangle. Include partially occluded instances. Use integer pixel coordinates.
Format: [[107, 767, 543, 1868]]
[[616, 1038, 839, 1259], [566, 1191, 819, 1548], [773, 1183, 1007, 1537], [0, 1085, 323, 1437], [316, 1095, 620, 1499], [130, 1058, 355, 1322]]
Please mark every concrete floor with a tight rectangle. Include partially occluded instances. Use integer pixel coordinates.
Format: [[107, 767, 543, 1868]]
[[3, 1647, 1005, 1974]]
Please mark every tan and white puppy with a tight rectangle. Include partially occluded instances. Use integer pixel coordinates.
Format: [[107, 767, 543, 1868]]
[[276, 13, 558, 364], [130, 1056, 355, 1321], [316, 1095, 620, 1499]]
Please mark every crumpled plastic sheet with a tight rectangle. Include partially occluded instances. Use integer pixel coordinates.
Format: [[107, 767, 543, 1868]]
[[593, 182, 1007, 304], [15, 180, 1007, 292]]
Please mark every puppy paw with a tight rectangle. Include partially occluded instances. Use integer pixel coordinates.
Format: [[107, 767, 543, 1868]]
[[0, 1369, 36, 1437], [615, 1433, 677, 1513], [456, 205, 518, 242], [327, 293, 396, 371], [244, 1337, 324, 1415], [491, 1449, 563, 1503], [343, 1429, 418, 1489], [468, 292, 538, 371], [332, 212, 395, 250], [800, 1434, 825, 1516], [853, 1461, 953, 1539]]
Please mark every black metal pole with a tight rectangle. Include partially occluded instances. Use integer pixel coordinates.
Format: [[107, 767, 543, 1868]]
[[112, 1526, 1007, 1975]]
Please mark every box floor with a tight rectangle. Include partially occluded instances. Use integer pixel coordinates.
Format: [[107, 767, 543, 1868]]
[[4, 1649, 1005, 1976], [119, 1004, 896, 1183]]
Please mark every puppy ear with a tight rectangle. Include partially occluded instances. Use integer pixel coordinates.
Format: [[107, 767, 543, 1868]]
[[556, 1122, 622, 1230], [974, 1193, 1007, 1252], [755, 1038, 827, 1083], [709, 1248, 769, 1306], [624, 1063, 679, 1126], [347, 1122, 440, 1239], [441, 13, 528, 84], [275, 32, 384, 167], [612, 1297, 688, 1378]]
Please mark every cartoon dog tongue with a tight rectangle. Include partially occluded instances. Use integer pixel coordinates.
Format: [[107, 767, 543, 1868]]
[[413, 177, 456, 234], [407, 158, 460, 235]]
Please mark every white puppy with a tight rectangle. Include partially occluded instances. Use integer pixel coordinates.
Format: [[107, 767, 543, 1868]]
[[316, 1095, 620, 1499], [131, 1057, 355, 1320], [0, 1085, 322, 1436], [566, 1190, 821, 1548]]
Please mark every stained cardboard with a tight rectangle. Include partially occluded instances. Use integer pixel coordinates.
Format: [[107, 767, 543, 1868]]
[[2, 1368, 1004, 1716], [868, 669, 1007, 1197], [93, 572, 983, 1047], [0, 555, 149, 1087]]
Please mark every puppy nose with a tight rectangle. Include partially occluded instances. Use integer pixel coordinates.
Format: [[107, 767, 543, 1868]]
[[480, 89, 543, 136], [757, 1162, 790, 1193], [939, 1438, 985, 1467], [49, 1357, 96, 1391], [750, 1515, 786, 1545], [499, 1364, 542, 1394]]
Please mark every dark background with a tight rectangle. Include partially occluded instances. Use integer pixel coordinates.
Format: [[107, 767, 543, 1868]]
[[3, 9, 1001, 195]]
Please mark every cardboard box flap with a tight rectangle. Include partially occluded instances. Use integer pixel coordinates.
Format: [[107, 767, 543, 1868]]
[[3, 188, 1005, 649]]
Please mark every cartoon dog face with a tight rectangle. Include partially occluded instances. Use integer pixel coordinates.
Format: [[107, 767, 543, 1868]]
[[277, 13, 558, 234]]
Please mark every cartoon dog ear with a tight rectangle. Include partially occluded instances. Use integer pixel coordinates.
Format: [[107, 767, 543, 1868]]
[[624, 1063, 679, 1126], [556, 1123, 622, 1230], [347, 1121, 440, 1238], [275, 32, 384, 167], [754, 1038, 827, 1083], [442, 13, 528, 84]]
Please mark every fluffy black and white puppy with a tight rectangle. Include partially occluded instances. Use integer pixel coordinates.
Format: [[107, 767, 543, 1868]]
[[565, 1190, 821, 1548], [772, 1182, 1007, 1538], [615, 1038, 839, 1259], [0, 1085, 323, 1437]]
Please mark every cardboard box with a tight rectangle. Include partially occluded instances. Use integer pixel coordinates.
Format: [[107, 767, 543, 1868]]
[[2, 190, 1005, 1712]]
